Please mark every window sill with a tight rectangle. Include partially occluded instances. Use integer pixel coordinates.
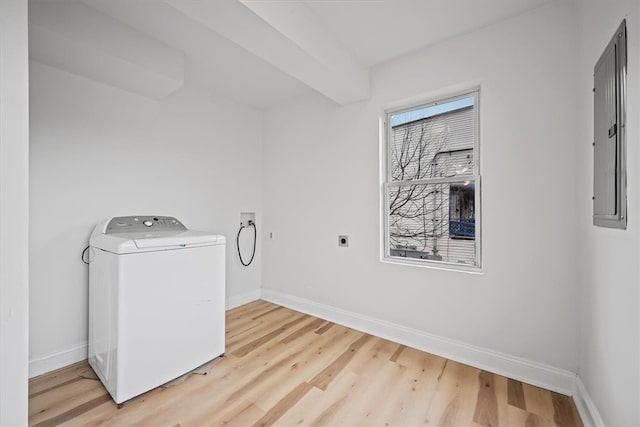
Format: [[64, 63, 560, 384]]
[[380, 256, 483, 275]]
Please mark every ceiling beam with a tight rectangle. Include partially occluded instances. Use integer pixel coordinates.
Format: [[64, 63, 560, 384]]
[[30, 1, 184, 99], [166, 0, 370, 105]]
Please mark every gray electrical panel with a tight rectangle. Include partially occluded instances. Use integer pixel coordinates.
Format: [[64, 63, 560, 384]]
[[593, 20, 627, 229]]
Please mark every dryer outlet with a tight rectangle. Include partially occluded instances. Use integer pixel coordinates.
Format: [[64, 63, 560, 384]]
[[240, 212, 255, 227]]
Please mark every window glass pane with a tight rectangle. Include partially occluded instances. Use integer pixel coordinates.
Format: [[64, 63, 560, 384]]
[[388, 181, 476, 265], [389, 97, 475, 182]]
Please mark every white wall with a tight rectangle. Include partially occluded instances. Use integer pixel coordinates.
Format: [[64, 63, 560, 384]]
[[0, 0, 30, 424], [29, 62, 263, 375], [263, 0, 578, 375], [576, 1, 640, 425], [22, 2, 640, 422]]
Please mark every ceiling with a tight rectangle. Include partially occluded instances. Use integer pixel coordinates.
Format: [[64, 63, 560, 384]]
[[302, 0, 552, 66], [29, 0, 553, 109]]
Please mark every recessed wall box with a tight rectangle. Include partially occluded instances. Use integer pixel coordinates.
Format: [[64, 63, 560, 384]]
[[593, 20, 627, 229]]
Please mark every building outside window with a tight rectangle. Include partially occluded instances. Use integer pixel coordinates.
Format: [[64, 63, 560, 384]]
[[383, 90, 480, 268], [449, 179, 475, 240]]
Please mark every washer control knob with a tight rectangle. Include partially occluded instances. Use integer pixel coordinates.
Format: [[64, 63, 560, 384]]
[[143, 220, 153, 227]]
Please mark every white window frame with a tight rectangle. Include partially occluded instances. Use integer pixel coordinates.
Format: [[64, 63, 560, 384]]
[[381, 89, 482, 272]]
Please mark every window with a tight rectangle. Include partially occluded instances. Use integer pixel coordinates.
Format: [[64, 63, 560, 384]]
[[383, 90, 481, 268]]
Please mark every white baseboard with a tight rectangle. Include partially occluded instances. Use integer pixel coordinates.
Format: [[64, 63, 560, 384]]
[[29, 290, 263, 378], [29, 287, 585, 407], [261, 288, 577, 396], [29, 343, 88, 379], [574, 376, 605, 427], [226, 289, 262, 310]]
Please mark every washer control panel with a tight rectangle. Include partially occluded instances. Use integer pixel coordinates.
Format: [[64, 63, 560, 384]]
[[105, 216, 187, 234]]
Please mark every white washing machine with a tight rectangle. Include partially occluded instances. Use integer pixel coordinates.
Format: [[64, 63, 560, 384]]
[[88, 216, 225, 405]]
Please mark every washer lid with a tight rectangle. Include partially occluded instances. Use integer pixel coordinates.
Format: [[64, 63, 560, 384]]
[[91, 230, 225, 254], [132, 230, 219, 249]]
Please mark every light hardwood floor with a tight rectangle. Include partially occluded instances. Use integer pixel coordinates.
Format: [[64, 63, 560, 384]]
[[29, 300, 583, 426]]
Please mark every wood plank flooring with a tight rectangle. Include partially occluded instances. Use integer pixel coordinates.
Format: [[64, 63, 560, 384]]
[[29, 300, 583, 426]]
